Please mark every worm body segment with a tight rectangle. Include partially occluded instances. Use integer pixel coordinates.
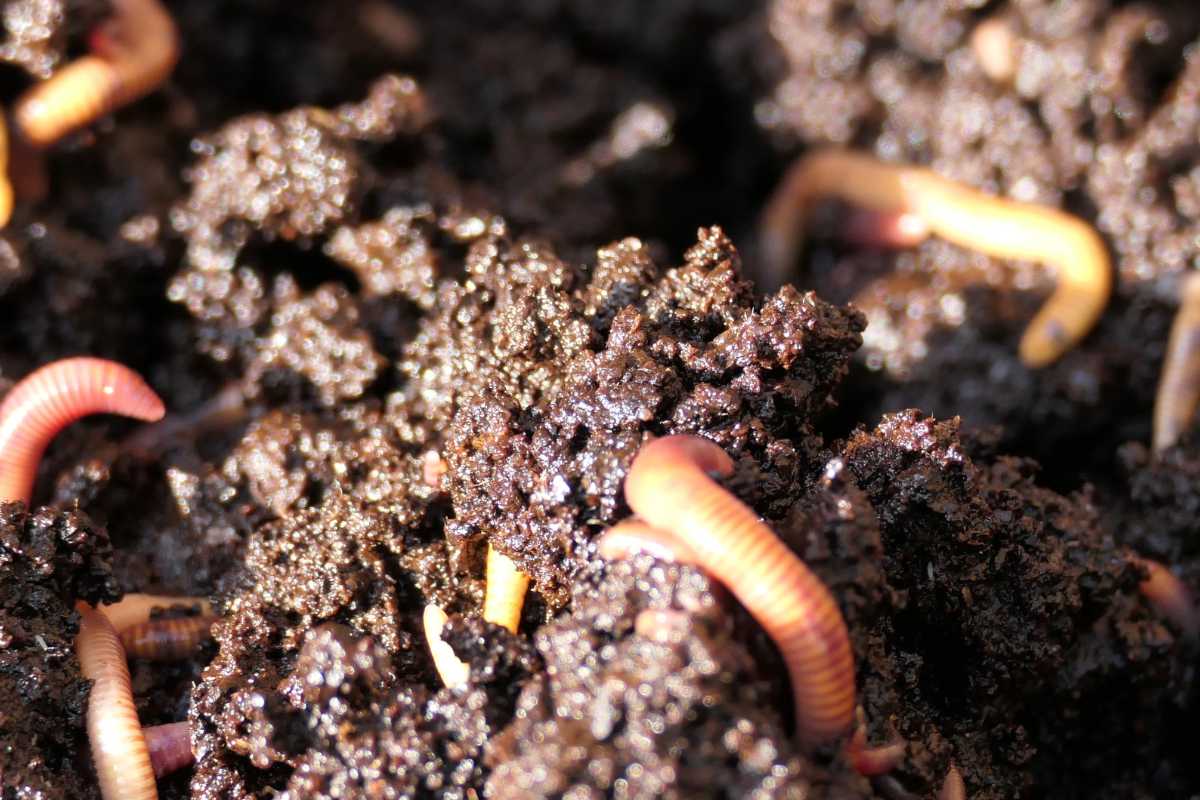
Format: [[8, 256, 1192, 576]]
[[482, 543, 529, 634], [1153, 272, 1200, 452], [121, 615, 217, 661], [76, 602, 157, 800], [424, 603, 470, 689], [623, 434, 856, 747], [0, 115, 12, 226], [14, 0, 179, 147], [0, 358, 165, 505], [758, 148, 1112, 367], [143, 722, 193, 778], [1134, 556, 1199, 640], [939, 764, 967, 800]]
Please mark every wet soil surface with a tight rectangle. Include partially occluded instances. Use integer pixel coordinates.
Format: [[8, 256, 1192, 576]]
[[1, 1, 1199, 798]]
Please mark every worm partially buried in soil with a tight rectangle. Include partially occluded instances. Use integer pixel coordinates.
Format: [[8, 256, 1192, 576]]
[[0, 357, 165, 505], [143, 721, 193, 779], [13, 0, 179, 148], [758, 148, 1113, 368], [99, 594, 217, 660], [1153, 272, 1200, 452], [482, 543, 530, 634], [617, 434, 856, 748]]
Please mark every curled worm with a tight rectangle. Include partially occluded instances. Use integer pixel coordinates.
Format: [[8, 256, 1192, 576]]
[[482, 543, 529, 634], [1153, 272, 1200, 452], [1133, 556, 1199, 640], [76, 602, 157, 800], [142, 721, 193, 778], [14, 0, 179, 147], [0, 357, 165, 505], [758, 148, 1112, 368], [622, 434, 856, 747]]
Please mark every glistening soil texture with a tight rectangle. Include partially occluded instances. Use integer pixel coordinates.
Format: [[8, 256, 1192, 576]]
[[0, 0, 1198, 798]]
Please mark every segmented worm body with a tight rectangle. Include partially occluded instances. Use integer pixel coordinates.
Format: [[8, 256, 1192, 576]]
[[1153, 272, 1200, 452], [0, 358, 165, 505], [14, 0, 179, 147], [482, 543, 529, 634], [758, 148, 1112, 367], [121, 615, 217, 661], [423, 603, 470, 689], [1133, 556, 1199, 640], [846, 724, 907, 776], [143, 722, 193, 778], [76, 602, 157, 800], [622, 434, 856, 747], [939, 764, 967, 800]]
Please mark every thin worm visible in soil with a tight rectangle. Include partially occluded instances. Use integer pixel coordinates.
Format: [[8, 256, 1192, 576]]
[[1152, 272, 1200, 452], [143, 721, 193, 778], [939, 764, 967, 800], [76, 602, 157, 800], [758, 148, 1112, 367], [623, 434, 856, 747], [423, 603, 470, 689], [0, 358, 165, 505], [597, 518, 699, 564], [482, 543, 529, 634], [121, 615, 217, 661], [122, 383, 246, 458], [846, 723, 907, 776], [840, 209, 929, 250], [970, 16, 1018, 83], [14, 0, 179, 147], [98, 594, 214, 633], [1133, 556, 1199, 640], [0, 115, 12, 226]]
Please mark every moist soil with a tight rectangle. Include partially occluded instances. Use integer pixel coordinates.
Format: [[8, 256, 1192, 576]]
[[0, 1, 1198, 798]]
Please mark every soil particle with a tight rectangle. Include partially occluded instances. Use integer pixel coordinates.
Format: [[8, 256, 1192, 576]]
[[0, 502, 120, 800]]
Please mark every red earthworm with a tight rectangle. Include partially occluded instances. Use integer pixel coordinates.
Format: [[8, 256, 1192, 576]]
[[75, 602, 156, 800], [121, 615, 217, 661], [424, 603, 470, 689], [1133, 556, 1199, 640], [845, 723, 907, 776], [623, 434, 856, 747], [142, 721, 193, 778], [758, 148, 1112, 368], [597, 518, 699, 564], [482, 543, 529, 634], [939, 764, 967, 800], [13, 0, 179, 147], [0, 358, 165, 505], [1152, 272, 1200, 452]]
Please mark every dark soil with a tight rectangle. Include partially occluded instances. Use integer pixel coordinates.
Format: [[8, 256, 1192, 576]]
[[1, 1, 1199, 798]]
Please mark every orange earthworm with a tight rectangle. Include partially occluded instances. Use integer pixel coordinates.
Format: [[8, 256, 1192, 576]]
[[939, 764, 967, 800], [1152, 272, 1200, 452], [0, 114, 12, 227], [120, 615, 217, 661], [622, 434, 856, 747], [75, 602, 157, 800], [1133, 556, 1199, 640], [97, 593, 214, 633], [0, 357, 165, 505], [482, 543, 530, 634], [845, 723, 907, 777], [13, 0, 179, 147], [758, 148, 1113, 368], [142, 721, 193, 779], [423, 603, 470, 689], [596, 518, 699, 564]]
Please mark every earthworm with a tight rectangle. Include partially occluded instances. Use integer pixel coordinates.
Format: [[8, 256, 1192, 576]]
[[122, 383, 246, 458], [0, 114, 12, 227], [121, 615, 217, 661], [482, 543, 529, 634], [75, 602, 156, 800], [142, 721, 193, 778], [970, 17, 1018, 83], [0, 358, 165, 505], [758, 148, 1112, 368], [596, 518, 699, 564], [845, 723, 907, 776], [840, 209, 930, 250], [423, 603, 470, 689], [13, 0, 179, 147], [97, 594, 214, 633], [1133, 556, 1199, 640], [1152, 272, 1200, 452], [939, 764, 967, 800], [623, 434, 856, 747]]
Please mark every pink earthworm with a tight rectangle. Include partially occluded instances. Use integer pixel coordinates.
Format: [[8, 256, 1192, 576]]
[[0, 358, 165, 505], [120, 615, 218, 661], [623, 434, 856, 747], [75, 602, 157, 800], [845, 723, 907, 776], [142, 721, 193, 778], [14, 0, 179, 147], [758, 148, 1112, 367], [1133, 556, 1199, 640], [939, 764, 967, 800]]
